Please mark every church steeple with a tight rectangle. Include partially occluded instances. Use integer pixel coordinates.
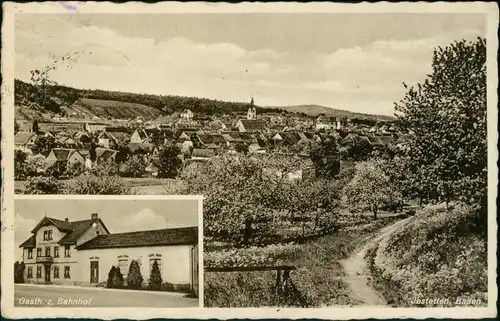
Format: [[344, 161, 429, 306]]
[[250, 97, 254, 106], [247, 97, 257, 120]]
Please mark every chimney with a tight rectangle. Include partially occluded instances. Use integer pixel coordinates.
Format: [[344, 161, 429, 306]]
[[91, 213, 98, 220], [65, 218, 69, 222]]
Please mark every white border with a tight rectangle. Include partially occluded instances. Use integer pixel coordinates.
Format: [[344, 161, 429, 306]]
[[2, 1, 498, 319]]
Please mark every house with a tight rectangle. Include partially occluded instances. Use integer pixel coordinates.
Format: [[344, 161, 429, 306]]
[[315, 115, 332, 130], [191, 149, 214, 161], [45, 148, 85, 169], [145, 163, 159, 177], [208, 119, 228, 132], [180, 109, 193, 120], [57, 136, 78, 148], [130, 129, 149, 144], [14, 132, 38, 153], [235, 119, 267, 133], [85, 123, 107, 133], [95, 148, 117, 163], [19, 213, 199, 293]]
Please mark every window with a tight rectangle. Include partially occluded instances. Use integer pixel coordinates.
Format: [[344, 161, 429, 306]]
[[45, 246, 51, 257], [48, 230, 53, 240], [27, 267, 33, 278], [53, 266, 59, 279], [54, 247, 59, 258], [150, 258, 162, 275], [118, 259, 129, 276], [36, 248, 42, 257], [43, 231, 48, 241], [27, 249, 33, 259], [64, 266, 71, 279], [36, 266, 42, 278], [64, 245, 70, 257]]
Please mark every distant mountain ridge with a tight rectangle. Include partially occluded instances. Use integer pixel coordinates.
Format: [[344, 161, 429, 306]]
[[266, 104, 395, 121]]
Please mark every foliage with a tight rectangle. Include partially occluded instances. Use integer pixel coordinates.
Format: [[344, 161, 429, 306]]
[[235, 142, 249, 155], [126, 260, 143, 289], [120, 155, 147, 178], [149, 260, 163, 291], [346, 136, 373, 161], [342, 162, 390, 219], [45, 162, 67, 179], [394, 37, 487, 208], [106, 266, 124, 289], [157, 143, 183, 178], [31, 135, 57, 157], [310, 135, 341, 179], [90, 160, 119, 176], [14, 150, 28, 179], [14, 261, 25, 284], [24, 176, 61, 194], [66, 162, 84, 178], [32, 119, 39, 133], [63, 174, 130, 195], [367, 203, 487, 306], [14, 121, 20, 134], [181, 154, 307, 246]]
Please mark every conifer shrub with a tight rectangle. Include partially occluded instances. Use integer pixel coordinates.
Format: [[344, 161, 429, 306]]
[[126, 260, 143, 290], [107, 266, 124, 289], [149, 260, 162, 291]]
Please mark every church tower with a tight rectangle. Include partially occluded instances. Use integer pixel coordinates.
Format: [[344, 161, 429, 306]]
[[247, 97, 256, 120]]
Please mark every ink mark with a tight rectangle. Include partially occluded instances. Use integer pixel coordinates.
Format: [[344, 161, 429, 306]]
[[59, 2, 77, 11]]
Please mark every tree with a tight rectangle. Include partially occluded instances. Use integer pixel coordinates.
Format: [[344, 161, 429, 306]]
[[394, 37, 486, 209], [126, 260, 143, 289], [14, 261, 25, 284], [346, 136, 373, 161], [310, 135, 341, 179], [66, 162, 84, 178], [14, 150, 28, 179], [24, 154, 47, 177], [14, 121, 20, 134], [64, 174, 129, 195], [235, 142, 249, 155], [149, 260, 162, 290], [32, 119, 39, 133], [107, 266, 124, 289], [24, 176, 61, 194], [120, 155, 146, 178], [31, 135, 56, 156], [45, 162, 67, 178], [343, 162, 390, 219], [157, 143, 183, 178]]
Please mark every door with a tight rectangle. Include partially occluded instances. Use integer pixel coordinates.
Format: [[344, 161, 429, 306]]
[[90, 261, 99, 284], [44, 265, 51, 283]]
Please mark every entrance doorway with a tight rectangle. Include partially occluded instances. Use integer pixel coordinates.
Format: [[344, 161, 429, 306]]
[[44, 265, 51, 283], [90, 261, 99, 284]]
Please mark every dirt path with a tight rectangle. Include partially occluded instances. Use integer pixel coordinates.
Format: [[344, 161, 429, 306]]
[[340, 217, 412, 306]]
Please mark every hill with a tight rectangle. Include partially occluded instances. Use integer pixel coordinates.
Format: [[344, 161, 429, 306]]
[[267, 104, 395, 121], [67, 98, 163, 120]]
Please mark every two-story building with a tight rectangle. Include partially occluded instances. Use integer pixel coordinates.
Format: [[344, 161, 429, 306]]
[[19, 213, 199, 293]]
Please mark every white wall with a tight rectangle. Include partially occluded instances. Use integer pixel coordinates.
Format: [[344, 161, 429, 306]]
[[77, 245, 194, 285]]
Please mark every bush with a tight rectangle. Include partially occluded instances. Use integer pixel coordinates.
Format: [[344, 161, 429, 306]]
[[24, 176, 61, 194], [126, 260, 143, 290], [149, 260, 162, 291], [161, 282, 174, 292], [14, 261, 25, 284], [106, 266, 124, 289], [367, 203, 487, 306], [64, 174, 130, 194], [173, 284, 191, 293], [120, 155, 147, 178]]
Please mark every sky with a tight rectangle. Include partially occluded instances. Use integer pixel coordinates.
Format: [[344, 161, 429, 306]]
[[15, 13, 486, 116], [14, 198, 199, 260]]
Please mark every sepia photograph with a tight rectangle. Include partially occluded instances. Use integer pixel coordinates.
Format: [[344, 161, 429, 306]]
[[2, 1, 498, 320], [14, 197, 200, 307]]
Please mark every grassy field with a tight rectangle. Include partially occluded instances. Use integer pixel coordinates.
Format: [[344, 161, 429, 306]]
[[204, 214, 405, 307]]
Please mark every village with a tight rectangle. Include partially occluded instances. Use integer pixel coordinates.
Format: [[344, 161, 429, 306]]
[[14, 97, 405, 184]]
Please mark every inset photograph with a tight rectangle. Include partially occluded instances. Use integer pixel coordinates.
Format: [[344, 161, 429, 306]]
[[14, 197, 200, 307]]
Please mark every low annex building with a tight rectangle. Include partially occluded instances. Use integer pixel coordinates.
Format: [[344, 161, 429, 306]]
[[19, 213, 199, 292]]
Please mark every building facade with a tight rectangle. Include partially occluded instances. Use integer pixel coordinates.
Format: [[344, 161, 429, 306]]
[[20, 214, 199, 292]]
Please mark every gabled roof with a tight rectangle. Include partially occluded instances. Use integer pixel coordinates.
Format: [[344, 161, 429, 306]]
[[128, 142, 155, 153], [14, 132, 37, 145], [366, 135, 385, 146], [95, 148, 117, 160], [59, 218, 110, 245], [19, 235, 36, 248], [378, 135, 395, 146], [134, 129, 148, 140], [76, 226, 198, 250], [238, 119, 267, 131], [47, 148, 80, 161], [21, 216, 111, 248], [192, 148, 215, 158]]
